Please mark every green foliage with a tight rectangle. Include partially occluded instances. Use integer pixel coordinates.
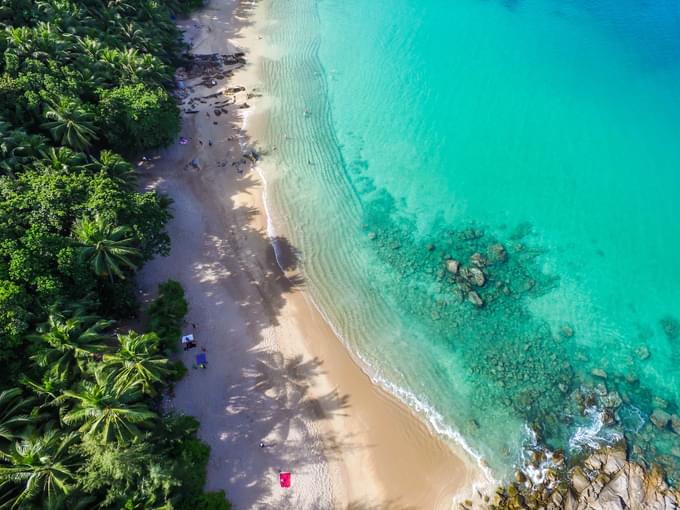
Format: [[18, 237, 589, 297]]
[[149, 280, 188, 351], [74, 214, 141, 281], [75, 438, 178, 508], [0, 0, 231, 508], [0, 280, 31, 346], [99, 84, 180, 155], [189, 491, 233, 510]]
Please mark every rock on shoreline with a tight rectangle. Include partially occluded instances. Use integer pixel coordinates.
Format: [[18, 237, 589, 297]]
[[469, 442, 680, 510]]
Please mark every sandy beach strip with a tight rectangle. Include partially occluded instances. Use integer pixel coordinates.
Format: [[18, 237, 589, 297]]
[[138, 0, 484, 508]]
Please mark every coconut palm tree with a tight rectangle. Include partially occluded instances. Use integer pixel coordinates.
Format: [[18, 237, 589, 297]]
[[0, 123, 48, 177], [92, 150, 137, 191], [41, 98, 98, 152], [58, 370, 156, 444], [73, 214, 140, 281], [0, 428, 78, 509], [38, 146, 88, 173], [103, 332, 169, 395], [0, 389, 35, 445], [30, 312, 112, 382]]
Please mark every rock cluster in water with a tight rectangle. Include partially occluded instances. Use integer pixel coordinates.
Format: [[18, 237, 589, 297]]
[[466, 442, 680, 510], [354, 179, 680, 481]]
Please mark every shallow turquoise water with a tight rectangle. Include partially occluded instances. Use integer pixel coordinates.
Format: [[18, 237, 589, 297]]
[[260, 0, 680, 480]]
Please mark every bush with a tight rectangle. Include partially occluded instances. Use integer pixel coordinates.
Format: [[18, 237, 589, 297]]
[[148, 279, 188, 351], [98, 84, 179, 155], [169, 360, 187, 382], [190, 491, 232, 510]]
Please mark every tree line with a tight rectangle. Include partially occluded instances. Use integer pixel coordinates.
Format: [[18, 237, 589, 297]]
[[0, 0, 230, 508]]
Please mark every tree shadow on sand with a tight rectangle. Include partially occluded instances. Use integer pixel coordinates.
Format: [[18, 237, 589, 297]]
[[134, 0, 373, 505], [217, 350, 355, 508]]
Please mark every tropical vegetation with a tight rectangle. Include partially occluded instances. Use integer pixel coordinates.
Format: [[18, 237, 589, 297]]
[[0, 0, 231, 507]]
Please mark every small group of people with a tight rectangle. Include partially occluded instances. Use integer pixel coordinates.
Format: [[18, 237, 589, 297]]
[[181, 323, 208, 369]]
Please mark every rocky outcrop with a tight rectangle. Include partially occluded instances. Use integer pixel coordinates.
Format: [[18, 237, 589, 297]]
[[471, 443, 680, 510]]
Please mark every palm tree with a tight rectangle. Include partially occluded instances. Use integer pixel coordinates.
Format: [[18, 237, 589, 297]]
[[41, 98, 98, 152], [38, 146, 88, 173], [0, 122, 48, 177], [0, 428, 78, 509], [58, 370, 156, 444], [93, 150, 137, 190], [103, 332, 169, 395], [0, 389, 35, 445], [30, 312, 112, 382], [73, 214, 140, 281]]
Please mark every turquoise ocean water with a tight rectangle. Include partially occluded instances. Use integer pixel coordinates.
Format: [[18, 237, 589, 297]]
[[257, 0, 680, 481]]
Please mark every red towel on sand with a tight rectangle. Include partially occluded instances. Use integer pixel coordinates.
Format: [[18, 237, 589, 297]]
[[279, 472, 291, 488]]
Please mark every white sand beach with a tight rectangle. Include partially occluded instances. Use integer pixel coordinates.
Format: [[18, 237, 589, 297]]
[[138, 1, 483, 508]]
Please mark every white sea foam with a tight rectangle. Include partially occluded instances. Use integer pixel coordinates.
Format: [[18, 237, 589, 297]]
[[569, 406, 622, 452]]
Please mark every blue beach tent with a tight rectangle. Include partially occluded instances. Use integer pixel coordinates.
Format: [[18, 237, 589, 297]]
[[196, 352, 207, 367]]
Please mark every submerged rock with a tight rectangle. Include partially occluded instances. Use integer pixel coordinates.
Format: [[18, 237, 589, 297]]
[[660, 315, 680, 340], [488, 243, 508, 263], [468, 267, 486, 287], [635, 345, 651, 360], [467, 291, 484, 307], [600, 391, 622, 409], [446, 259, 460, 274], [591, 368, 608, 379], [651, 409, 671, 429], [671, 415, 680, 436], [560, 324, 574, 338]]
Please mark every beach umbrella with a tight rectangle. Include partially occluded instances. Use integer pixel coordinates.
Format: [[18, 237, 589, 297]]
[[279, 472, 291, 488]]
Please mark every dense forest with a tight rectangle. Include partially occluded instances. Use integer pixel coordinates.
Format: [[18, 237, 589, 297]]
[[0, 0, 231, 508]]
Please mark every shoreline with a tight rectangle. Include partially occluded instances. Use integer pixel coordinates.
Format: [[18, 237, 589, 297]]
[[139, 0, 485, 508]]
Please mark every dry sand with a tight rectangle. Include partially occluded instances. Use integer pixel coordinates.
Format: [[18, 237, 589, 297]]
[[138, 0, 485, 508]]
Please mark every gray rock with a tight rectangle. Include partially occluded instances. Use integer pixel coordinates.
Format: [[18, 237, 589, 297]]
[[591, 368, 608, 379], [600, 392, 622, 409], [560, 324, 575, 338], [635, 345, 651, 360], [650, 409, 671, 429], [470, 252, 487, 267], [467, 291, 484, 307], [671, 414, 680, 435], [468, 267, 486, 287], [446, 259, 459, 274], [489, 243, 508, 263], [571, 467, 590, 494]]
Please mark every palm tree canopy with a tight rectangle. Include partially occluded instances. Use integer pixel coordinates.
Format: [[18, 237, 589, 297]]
[[58, 370, 156, 444], [103, 331, 169, 395], [41, 98, 98, 152], [0, 389, 35, 445], [30, 312, 112, 382], [0, 428, 79, 509], [73, 214, 140, 280]]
